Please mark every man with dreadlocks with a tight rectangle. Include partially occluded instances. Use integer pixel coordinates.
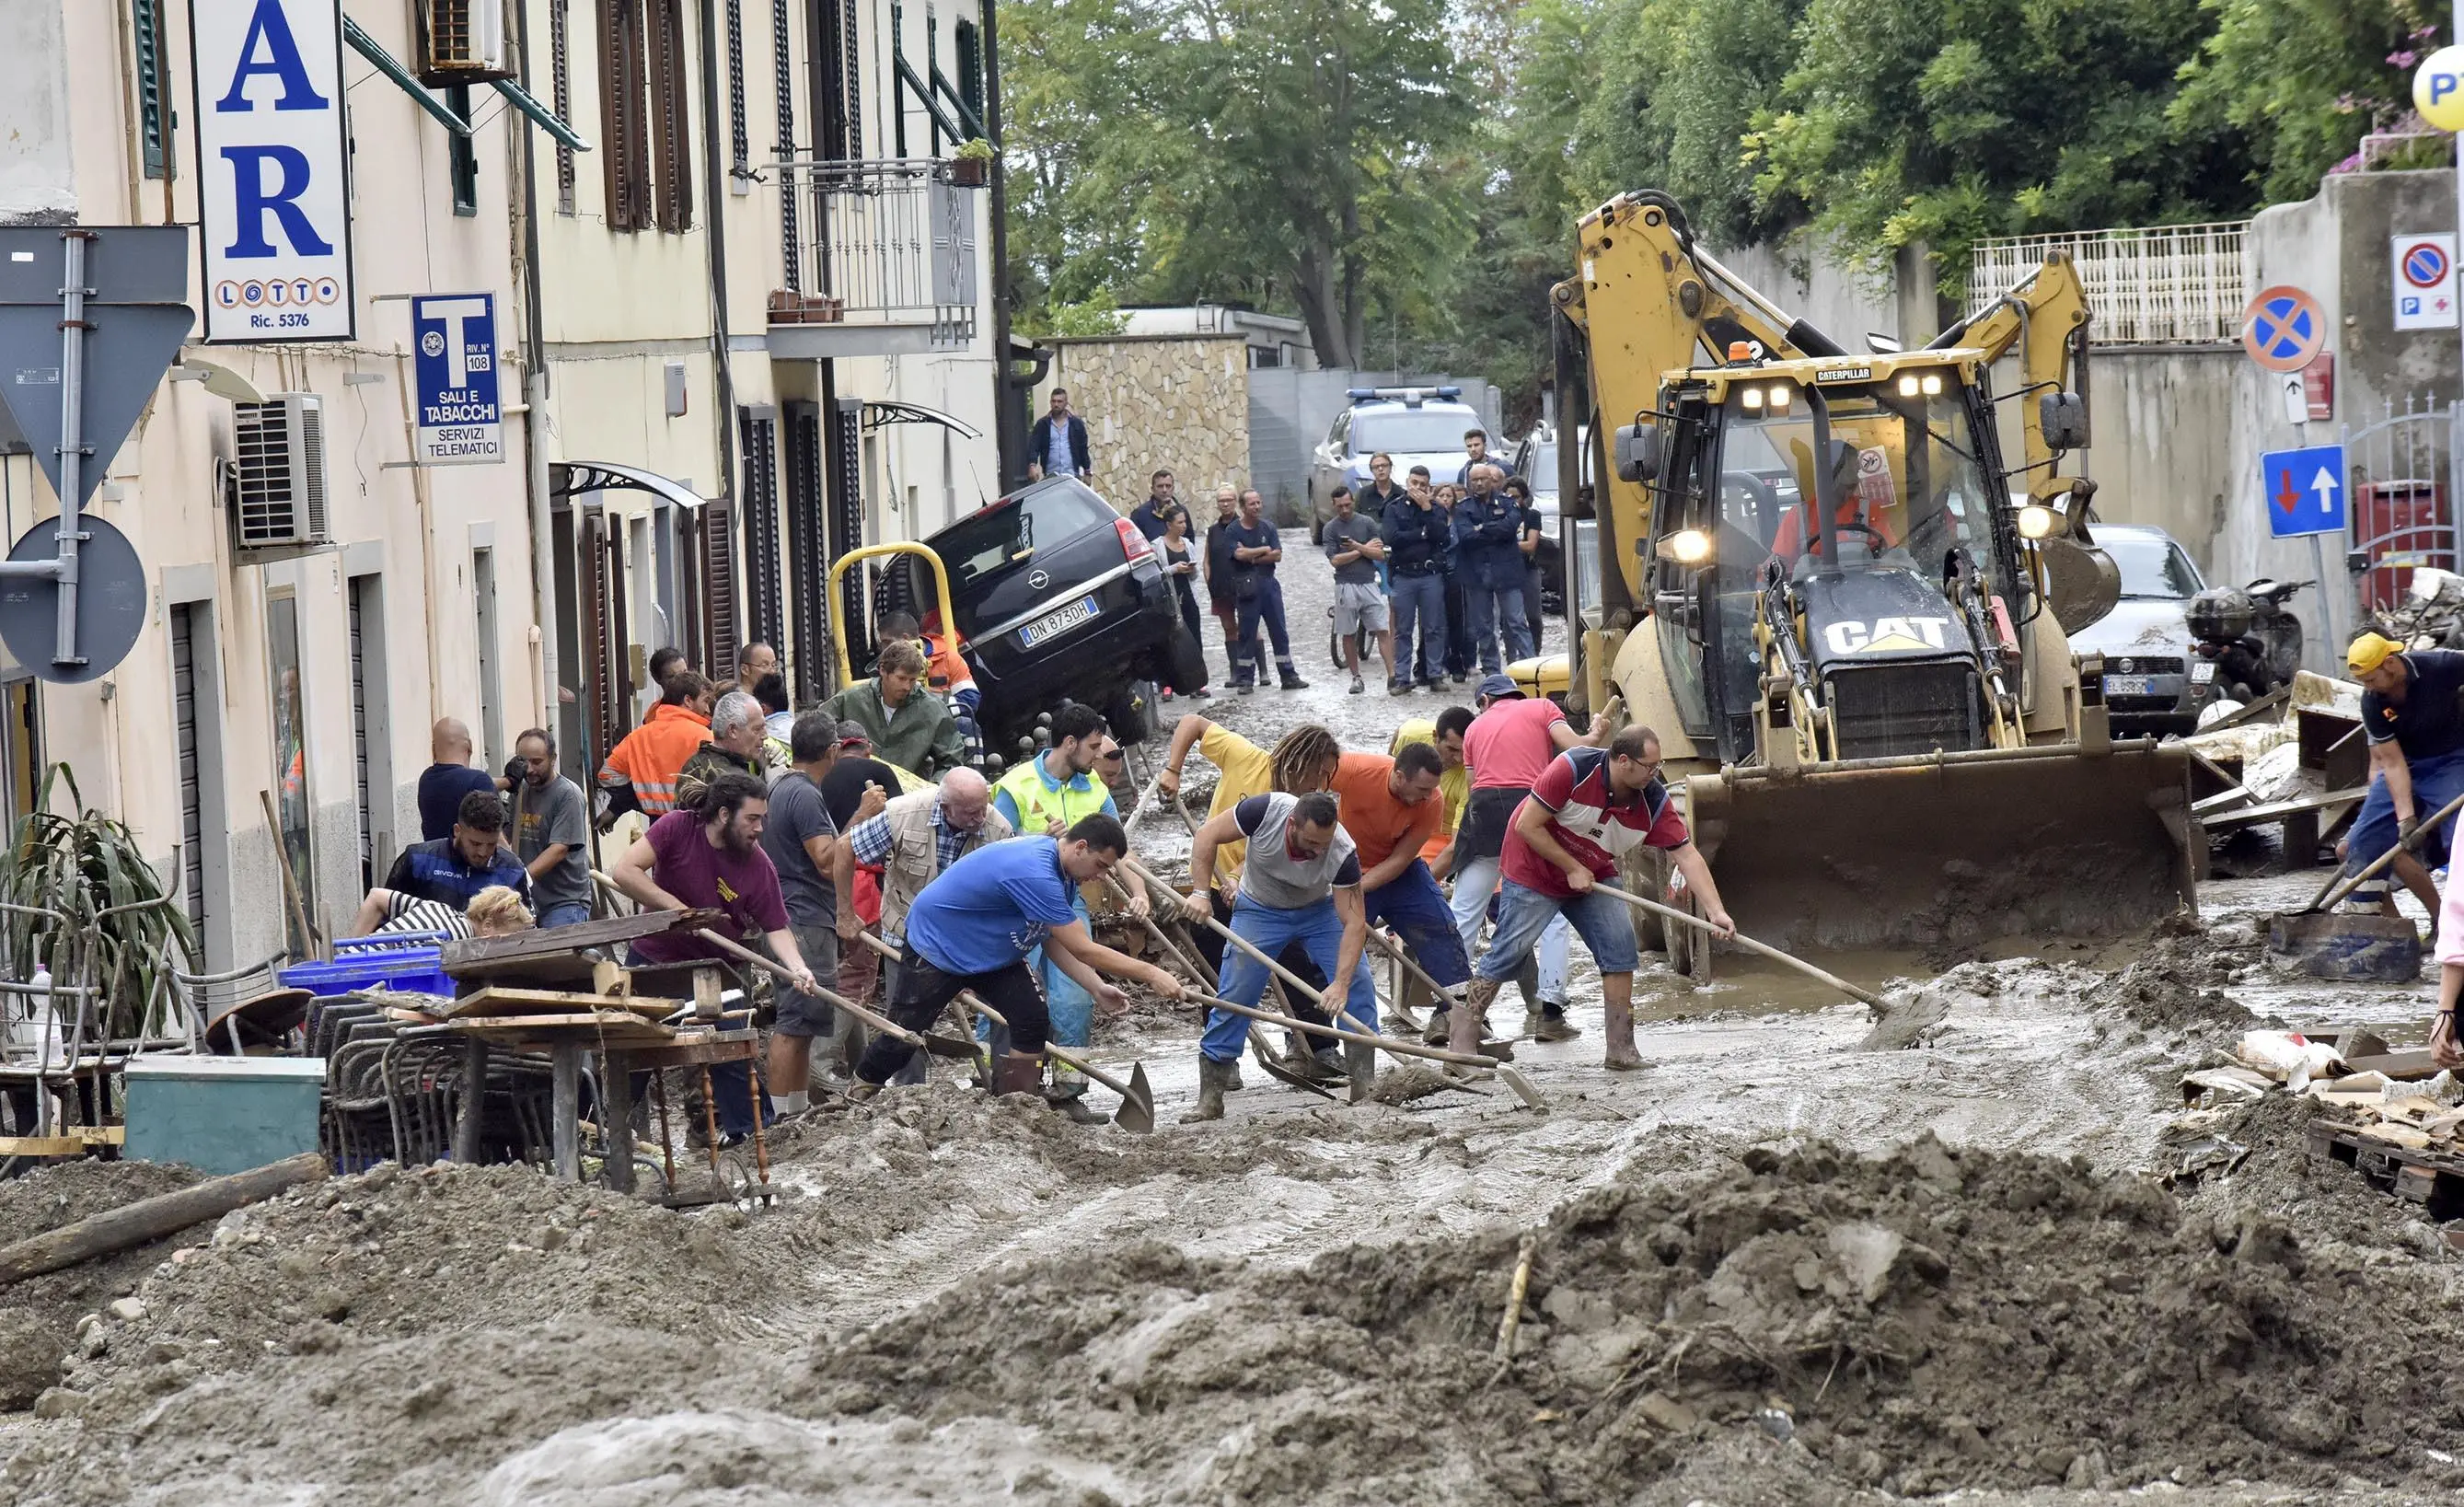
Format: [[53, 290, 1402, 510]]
[[1158, 715, 1352, 1076]]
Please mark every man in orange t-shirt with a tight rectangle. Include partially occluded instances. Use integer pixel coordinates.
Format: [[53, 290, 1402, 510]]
[[1328, 744, 1468, 994]]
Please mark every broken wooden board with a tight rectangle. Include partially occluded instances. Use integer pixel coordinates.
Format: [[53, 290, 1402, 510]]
[[2341, 1048, 2442, 1082], [2201, 785, 2369, 836], [445, 1012, 678, 1048], [443, 986, 686, 1022], [437, 909, 723, 980]]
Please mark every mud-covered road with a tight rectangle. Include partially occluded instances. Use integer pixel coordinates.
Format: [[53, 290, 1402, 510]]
[[5, 546, 2461, 1506]]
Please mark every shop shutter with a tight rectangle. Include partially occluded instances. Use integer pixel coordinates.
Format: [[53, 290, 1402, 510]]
[[783, 400, 827, 701], [700, 497, 739, 679]]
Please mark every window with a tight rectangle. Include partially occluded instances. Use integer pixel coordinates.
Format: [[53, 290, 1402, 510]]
[[725, 0, 748, 186], [953, 17, 983, 130], [549, 0, 575, 214], [596, 0, 652, 229], [648, 0, 693, 231], [932, 480, 1116, 601], [740, 408, 785, 656], [772, 0, 799, 284], [598, 0, 692, 232], [267, 594, 313, 956], [816, 0, 860, 161], [447, 84, 480, 214], [132, 0, 173, 180], [1350, 411, 1475, 455], [2109, 536, 2204, 600]]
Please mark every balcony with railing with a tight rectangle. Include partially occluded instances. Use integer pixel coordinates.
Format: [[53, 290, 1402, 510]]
[[1969, 221, 2249, 344], [767, 157, 981, 358]]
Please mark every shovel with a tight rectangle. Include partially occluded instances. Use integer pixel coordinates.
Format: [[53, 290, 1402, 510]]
[[1189, 990, 1546, 1111], [692, 929, 979, 1061], [2265, 789, 2464, 980], [1593, 887, 1893, 1013], [1093, 870, 1333, 1097], [1360, 927, 1435, 1033], [854, 932, 1157, 1131]]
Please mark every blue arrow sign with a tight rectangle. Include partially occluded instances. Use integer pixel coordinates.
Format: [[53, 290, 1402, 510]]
[[2261, 445, 2345, 539]]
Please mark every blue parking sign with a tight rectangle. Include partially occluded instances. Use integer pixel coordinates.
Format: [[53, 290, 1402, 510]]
[[2260, 445, 2344, 539]]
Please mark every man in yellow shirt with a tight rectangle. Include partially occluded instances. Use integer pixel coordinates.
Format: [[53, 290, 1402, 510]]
[[1158, 715, 1345, 1072]]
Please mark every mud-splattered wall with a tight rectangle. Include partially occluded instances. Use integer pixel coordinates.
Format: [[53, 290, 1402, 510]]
[[1035, 335, 1253, 509]]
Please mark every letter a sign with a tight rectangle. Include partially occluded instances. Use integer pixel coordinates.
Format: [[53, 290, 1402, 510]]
[[191, 0, 354, 342]]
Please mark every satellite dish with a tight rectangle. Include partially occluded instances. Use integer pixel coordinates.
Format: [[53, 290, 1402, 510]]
[[0, 515, 148, 683]]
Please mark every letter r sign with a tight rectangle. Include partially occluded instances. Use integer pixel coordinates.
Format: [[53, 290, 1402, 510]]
[[191, 0, 355, 342]]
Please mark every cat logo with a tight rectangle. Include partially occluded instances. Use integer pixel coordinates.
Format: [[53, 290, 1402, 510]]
[[1823, 616, 1951, 655]]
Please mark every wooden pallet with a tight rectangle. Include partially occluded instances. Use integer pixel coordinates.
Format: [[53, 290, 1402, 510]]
[[2308, 1118, 2464, 1221], [442, 986, 686, 1022]]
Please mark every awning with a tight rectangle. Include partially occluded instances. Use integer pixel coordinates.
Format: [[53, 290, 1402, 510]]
[[341, 17, 471, 137], [493, 77, 593, 152], [551, 461, 707, 511], [860, 400, 983, 440]]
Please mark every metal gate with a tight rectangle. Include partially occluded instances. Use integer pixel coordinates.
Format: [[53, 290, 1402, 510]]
[[2343, 395, 2460, 612]]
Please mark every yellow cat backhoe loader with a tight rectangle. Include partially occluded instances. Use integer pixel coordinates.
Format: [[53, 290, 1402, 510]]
[[1546, 191, 2195, 956]]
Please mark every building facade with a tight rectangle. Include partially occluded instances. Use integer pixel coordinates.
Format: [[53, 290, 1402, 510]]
[[0, 0, 1002, 974]]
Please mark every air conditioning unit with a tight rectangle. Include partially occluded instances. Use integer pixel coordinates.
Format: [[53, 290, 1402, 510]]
[[231, 395, 331, 551], [416, 0, 511, 82]]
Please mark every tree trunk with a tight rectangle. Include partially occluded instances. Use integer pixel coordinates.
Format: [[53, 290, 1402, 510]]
[[1293, 228, 1353, 368], [1338, 192, 1366, 371]]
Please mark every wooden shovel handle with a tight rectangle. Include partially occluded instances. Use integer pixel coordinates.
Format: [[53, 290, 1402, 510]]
[[1592, 887, 1890, 1012], [856, 930, 1144, 1101], [1188, 990, 1497, 1071], [693, 927, 929, 1049]]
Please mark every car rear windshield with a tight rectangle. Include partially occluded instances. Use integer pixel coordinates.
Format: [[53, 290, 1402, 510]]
[[2107, 536, 2202, 599], [931, 479, 1119, 596], [1351, 410, 1475, 455]]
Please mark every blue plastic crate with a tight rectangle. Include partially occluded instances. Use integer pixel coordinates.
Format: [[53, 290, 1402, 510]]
[[277, 933, 453, 999]]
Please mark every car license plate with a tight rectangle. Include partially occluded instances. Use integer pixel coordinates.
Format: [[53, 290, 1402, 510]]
[[2190, 661, 2217, 684], [1018, 595, 1099, 647], [2105, 675, 2154, 696]]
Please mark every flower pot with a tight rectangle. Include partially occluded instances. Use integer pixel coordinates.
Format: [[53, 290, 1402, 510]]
[[948, 157, 989, 188]]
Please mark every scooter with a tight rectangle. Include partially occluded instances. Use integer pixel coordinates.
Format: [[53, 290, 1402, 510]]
[[2190, 579, 2309, 702]]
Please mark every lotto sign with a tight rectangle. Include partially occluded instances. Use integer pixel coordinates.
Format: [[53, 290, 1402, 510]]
[[190, 0, 354, 342], [2393, 234, 2459, 330], [411, 294, 503, 465], [2415, 45, 2464, 132], [2239, 285, 2325, 373]]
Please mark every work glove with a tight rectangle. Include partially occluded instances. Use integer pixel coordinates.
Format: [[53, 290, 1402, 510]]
[[2400, 815, 2422, 845]]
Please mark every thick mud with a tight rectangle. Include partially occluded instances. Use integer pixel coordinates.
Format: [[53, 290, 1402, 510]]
[[6, 550, 2462, 1504]]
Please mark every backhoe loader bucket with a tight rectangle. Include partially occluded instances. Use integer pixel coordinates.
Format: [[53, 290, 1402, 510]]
[[1683, 742, 2196, 953]]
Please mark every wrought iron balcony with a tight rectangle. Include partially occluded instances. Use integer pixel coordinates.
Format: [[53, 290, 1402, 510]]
[[767, 156, 979, 357]]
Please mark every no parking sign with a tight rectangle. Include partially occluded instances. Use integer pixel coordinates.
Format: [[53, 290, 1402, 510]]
[[2393, 234, 2458, 330]]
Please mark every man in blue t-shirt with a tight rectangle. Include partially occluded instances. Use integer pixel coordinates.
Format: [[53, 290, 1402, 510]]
[[2346, 632, 2464, 918], [850, 813, 1182, 1101], [417, 717, 500, 841]]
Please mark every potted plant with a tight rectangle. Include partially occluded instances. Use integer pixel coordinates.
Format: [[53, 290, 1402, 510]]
[[1, 763, 198, 1050], [949, 137, 995, 187]]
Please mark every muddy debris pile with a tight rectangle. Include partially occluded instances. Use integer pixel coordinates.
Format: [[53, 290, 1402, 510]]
[[0, 1161, 203, 1412], [2088, 913, 2268, 1040], [792, 1129, 2464, 1501]]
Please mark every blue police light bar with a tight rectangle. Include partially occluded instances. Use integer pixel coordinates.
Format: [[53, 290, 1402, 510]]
[[1346, 388, 1378, 400], [1436, 385, 1462, 399]]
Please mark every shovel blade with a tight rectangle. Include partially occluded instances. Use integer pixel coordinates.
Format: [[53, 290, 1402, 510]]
[[1495, 1065, 1546, 1111], [916, 1030, 985, 1060], [1112, 1061, 1156, 1133], [2267, 910, 2423, 981]]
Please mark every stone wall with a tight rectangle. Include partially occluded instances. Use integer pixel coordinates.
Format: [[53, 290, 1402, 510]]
[[1036, 336, 1252, 510]]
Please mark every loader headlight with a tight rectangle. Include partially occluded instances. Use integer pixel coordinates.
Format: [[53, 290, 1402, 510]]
[[1896, 372, 1947, 398], [2017, 504, 2057, 540], [1658, 527, 1714, 565]]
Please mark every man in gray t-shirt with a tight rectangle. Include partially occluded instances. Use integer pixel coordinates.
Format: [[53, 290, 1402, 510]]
[[759, 713, 854, 1113], [1321, 486, 1394, 696], [511, 731, 594, 927]]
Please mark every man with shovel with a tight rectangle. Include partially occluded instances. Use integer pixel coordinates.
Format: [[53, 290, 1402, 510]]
[[2344, 632, 2464, 927], [1458, 726, 1732, 1072], [1181, 792, 1379, 1118], [849, 813, 1183, 1101]]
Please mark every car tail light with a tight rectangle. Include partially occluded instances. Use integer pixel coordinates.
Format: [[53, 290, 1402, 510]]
[[1115, 517, 1152, 562]]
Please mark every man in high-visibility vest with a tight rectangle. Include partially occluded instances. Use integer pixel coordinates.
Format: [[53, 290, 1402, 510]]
[[989, 702, 1151, 1119]]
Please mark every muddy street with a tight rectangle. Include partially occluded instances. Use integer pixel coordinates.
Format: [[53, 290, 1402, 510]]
[[7, 548, 2464, 1506]]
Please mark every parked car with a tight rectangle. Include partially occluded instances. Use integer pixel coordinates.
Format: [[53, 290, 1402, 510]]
[[1307, 387, 1482, 528], [894, 477, 1205, 753], [1510, 423, 1591, 615], [2066, 522, 2219, 736]]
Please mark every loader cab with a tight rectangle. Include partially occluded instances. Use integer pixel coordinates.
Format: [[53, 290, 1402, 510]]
[[1637, 355, 2023, 762]]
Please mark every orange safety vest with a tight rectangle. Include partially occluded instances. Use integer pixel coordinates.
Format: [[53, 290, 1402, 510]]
[[598, 702, 711, 814]]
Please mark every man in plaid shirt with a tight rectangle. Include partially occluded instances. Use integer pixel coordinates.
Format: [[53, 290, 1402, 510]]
[[830, 769, 1014, 1084]]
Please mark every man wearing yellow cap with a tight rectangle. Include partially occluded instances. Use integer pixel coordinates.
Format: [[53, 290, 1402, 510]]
[[2344, 631, 2464, 922]]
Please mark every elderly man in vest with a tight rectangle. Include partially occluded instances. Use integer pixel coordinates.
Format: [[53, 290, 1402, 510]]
[[1181, 790, 1378, 1119], [988, 703, 1152, 1119], [833, 767, 1014, 1085]]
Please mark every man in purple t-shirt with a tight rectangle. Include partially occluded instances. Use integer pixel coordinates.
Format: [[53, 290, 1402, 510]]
[[611, 771, 821, 1142]]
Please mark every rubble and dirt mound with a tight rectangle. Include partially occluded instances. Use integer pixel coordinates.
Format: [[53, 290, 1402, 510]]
[[787, 1130, 2464, 1501], [2088, 915, 2268, 1040], [0, 1159, 204, 1410]]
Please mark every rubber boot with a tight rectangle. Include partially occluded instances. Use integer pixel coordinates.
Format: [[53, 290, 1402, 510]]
[[1047, 1086, 1100, 1124], [989, 1052, 1045, 1097], [1183, 1056, 1232, 1122], [1346, 1040, 1377, 1104], [1602, 994, 1646, 1072], [1452, 978, 1500, 1061], [1421, 1006, 1452, 1047]]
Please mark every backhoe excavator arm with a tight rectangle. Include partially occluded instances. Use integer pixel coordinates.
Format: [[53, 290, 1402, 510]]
[[1548, 191, 1846, 609], [1925, 251, 2091, 506]]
